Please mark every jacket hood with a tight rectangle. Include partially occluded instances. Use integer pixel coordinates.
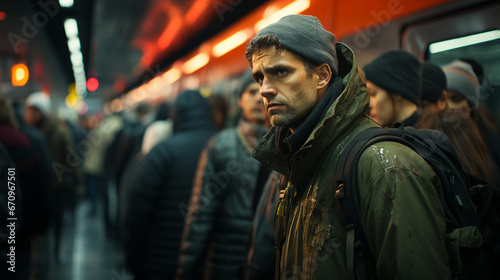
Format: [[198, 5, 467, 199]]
[[253, 43, 370, 175], [172, 90, 216, 132]]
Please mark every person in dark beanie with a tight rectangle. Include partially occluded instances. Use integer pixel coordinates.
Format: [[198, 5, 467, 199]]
[[419, 61, 448, 115], [176, 69, 268, 280], [245, 14, 450, 279], [417, 60, 500, 186], [363, 50, 422, 127]]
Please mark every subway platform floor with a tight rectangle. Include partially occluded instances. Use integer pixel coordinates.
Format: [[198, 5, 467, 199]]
[[31, 201, 129, 280]]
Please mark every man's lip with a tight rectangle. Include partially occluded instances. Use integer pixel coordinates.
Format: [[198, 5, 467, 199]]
[[267, 103, 281, 112]]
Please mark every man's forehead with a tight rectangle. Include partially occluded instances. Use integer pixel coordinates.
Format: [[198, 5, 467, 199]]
[[251, 48, 296, 70], [252, 47, 280, 64]]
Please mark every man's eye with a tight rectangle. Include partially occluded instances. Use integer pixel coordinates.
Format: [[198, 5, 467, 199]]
[[277, 69, 287, 76], [249, 89, 259, 95]]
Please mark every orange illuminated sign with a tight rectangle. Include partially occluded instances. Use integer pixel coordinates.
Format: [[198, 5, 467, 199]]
[[11, 64, 29, 87]]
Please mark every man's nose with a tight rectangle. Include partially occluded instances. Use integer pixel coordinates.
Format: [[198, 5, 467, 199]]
[[260, 78, 277, 99]]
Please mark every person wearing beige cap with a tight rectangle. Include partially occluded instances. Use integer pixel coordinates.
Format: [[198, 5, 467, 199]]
[[25, 91, 82, 262]]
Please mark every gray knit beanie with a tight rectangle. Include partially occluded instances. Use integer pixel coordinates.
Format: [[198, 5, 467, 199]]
[[442, 60, 480, 109], [250, 14, 338, 76]]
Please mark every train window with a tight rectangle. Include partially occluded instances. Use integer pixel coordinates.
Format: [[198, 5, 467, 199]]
[[401, 2, 500, 126], [427, 30, 500, 75], [426, 29, 500, 126]]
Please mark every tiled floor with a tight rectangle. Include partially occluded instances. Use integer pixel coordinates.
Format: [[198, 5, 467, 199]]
[[32, 200, 128, 280]]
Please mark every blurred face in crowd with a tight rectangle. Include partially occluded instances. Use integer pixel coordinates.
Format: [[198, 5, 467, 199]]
[[366, 80, 395, 128], [251, 47, 329, 132], [239, 82, 265, 125], [420, 90, 448, 116], [447, 90, 471, 117], [25, 106, 43, 126]]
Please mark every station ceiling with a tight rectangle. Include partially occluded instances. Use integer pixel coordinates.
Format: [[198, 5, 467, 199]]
[[0, 0, 268, 111]]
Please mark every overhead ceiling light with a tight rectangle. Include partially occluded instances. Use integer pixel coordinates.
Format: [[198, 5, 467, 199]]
[[255, 0, 310, 31], [212, 30, 250, 57], [73, 65, 84, 74], [182, 53, 209, 74], [110, 99, 123, 112], [429, 30, 500, 54], [163, 68, 181, 84], [59, 0, 74, 8], [70, 52, 83, 65], [67, 37, 81, 52], [64, 18, 78, 38]]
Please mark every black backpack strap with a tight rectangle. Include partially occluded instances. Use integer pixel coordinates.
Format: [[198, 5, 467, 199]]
[[333, 126, 413, 280]]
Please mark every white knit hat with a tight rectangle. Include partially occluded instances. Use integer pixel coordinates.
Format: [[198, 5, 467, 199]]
[[25, 92, 51, 115]]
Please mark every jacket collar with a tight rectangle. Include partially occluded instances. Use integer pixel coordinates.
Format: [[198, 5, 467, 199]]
[[252, 43, 370, 177], [400, 109, 421, 127]]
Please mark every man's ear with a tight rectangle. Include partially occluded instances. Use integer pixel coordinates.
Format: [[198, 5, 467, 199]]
[[316, 63, 332, 91]]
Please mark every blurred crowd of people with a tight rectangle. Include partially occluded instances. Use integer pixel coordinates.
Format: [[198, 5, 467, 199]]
[[1, 14, 500, 280]]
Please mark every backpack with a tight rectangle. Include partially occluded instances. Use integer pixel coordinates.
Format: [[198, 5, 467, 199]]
[[333, 123, 500, 280]]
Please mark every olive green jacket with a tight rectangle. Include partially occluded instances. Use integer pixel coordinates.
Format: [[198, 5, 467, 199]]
[[252, 43, 452, 279]]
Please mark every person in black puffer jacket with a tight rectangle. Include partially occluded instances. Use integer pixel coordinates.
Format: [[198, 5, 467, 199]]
[[121, 90, 219, 280]]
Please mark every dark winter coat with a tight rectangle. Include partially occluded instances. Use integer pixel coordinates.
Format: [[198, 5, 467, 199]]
[[176, 119, 267, 280], [122, 90, 218, 279], [38, 115, 81, 189], [244, 171, 280, 280], [0, 123, 51, 239]]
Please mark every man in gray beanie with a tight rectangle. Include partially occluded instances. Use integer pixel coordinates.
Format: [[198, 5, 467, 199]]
[[246, 14, 450, 279]]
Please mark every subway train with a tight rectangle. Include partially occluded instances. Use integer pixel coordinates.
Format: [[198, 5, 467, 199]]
[[1, 0, 499, 279]]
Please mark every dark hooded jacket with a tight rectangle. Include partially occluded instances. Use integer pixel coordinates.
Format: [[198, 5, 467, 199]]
[[252, 43, 451, 279], [122, 90, 218, 279], [176, 118, 268, 280], [0, 142, 17, 280], [37, 115, 81, 189], [0, 122, 51, 239]]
